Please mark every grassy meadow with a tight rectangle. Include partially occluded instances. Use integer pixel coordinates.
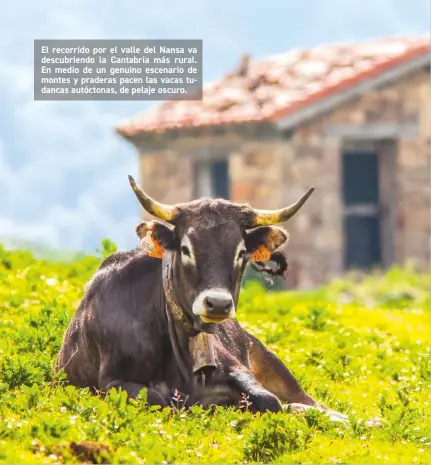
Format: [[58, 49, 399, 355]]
[[0, 240, 429, 464]]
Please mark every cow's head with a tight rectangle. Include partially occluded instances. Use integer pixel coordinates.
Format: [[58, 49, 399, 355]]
[[128, 175, 313, 333]]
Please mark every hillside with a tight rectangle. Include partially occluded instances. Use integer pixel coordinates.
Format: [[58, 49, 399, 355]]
[[0, 241, 429, 464]]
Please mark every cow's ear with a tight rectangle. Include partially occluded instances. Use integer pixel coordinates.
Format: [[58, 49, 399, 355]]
[[136, 220, 176, 258], [244, 226, 289, 262]]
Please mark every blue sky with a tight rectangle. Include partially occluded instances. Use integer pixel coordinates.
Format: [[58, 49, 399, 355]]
[[0, 0, 429, 254]]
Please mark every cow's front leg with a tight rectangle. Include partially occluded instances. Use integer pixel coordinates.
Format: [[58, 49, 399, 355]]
[[188, 369, 281, 413], [209, 342, 282, 414], [246, 333, 348, 422], [247, 332, 315, 404], [228, 370, 283, 414]]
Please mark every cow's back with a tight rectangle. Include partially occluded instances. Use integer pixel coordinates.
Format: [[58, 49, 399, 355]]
[[56, 249, 172, 391]]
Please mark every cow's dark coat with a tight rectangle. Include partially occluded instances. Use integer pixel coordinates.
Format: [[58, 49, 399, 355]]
[[55, 177, 347, 419], [56, 248, 303, 412]]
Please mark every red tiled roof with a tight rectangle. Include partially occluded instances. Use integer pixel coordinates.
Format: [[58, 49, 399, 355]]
[[116, 35, 430, 137]]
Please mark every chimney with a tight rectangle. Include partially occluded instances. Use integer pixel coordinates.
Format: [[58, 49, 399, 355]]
[[237, 54, 250, 76]]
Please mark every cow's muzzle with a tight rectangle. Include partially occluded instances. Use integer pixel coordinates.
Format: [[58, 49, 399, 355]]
[[192, 289, 235, 323]]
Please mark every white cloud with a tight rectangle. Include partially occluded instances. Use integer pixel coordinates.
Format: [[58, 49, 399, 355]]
[[0, 218, 60, 248], [0, 1, 147, 253]]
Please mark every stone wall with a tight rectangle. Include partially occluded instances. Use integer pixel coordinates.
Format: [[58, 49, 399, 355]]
[[395, 73, 430, 270], [284, 67, 430, 287], [279, 130, 343, 288], [279, 67, 430, 287], [137, 148, 194, 221], [135, 67, 430, 288], [229, 141, 285, 209]]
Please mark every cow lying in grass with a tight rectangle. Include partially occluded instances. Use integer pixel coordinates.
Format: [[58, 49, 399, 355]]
[[56, 176, 347, 422]]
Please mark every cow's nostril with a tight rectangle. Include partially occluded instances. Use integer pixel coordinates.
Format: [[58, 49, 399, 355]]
[[203, 295, 232, 315], [204, 296, 214, 310]]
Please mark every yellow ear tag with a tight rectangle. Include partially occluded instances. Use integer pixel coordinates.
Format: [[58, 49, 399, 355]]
[[141, 232, 164, 259], [252, 245, 271, 262]]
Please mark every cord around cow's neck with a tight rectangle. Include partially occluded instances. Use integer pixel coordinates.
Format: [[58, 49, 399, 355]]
[[161, 253, 216, 386], [162, 254, 195, 332]]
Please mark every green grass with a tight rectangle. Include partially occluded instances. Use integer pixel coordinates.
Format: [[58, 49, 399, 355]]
[[0, 240, 429, 464]]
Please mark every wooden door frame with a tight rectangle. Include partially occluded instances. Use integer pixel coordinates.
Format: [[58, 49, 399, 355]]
[[341, 144, 382, 270], [340, 139, 397, 271]]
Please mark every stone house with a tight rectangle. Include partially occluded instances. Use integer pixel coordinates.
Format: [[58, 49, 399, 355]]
[[116, 35, 430, 289]]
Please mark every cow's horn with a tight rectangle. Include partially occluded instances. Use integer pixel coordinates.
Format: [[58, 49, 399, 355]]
[[128, 175, 178, 222], [252, 187, 315, 226]]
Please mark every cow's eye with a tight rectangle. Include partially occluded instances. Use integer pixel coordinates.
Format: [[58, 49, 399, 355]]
[[181, 245, 191, 257], [238, 249, 246, 260]]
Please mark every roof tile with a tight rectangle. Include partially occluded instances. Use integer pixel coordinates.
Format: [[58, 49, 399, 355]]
[[116, 35, 430, 137]]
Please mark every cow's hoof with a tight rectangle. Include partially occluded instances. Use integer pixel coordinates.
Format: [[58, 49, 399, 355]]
[[282, 403, 349, 424], [364, 416, 384, 428], [324, 409, 349, 424], [282, 402, 311, 414]]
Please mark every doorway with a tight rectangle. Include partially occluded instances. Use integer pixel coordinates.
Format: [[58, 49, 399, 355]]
[[194, 159, 230, 200], [341, 148, 382, 270]]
